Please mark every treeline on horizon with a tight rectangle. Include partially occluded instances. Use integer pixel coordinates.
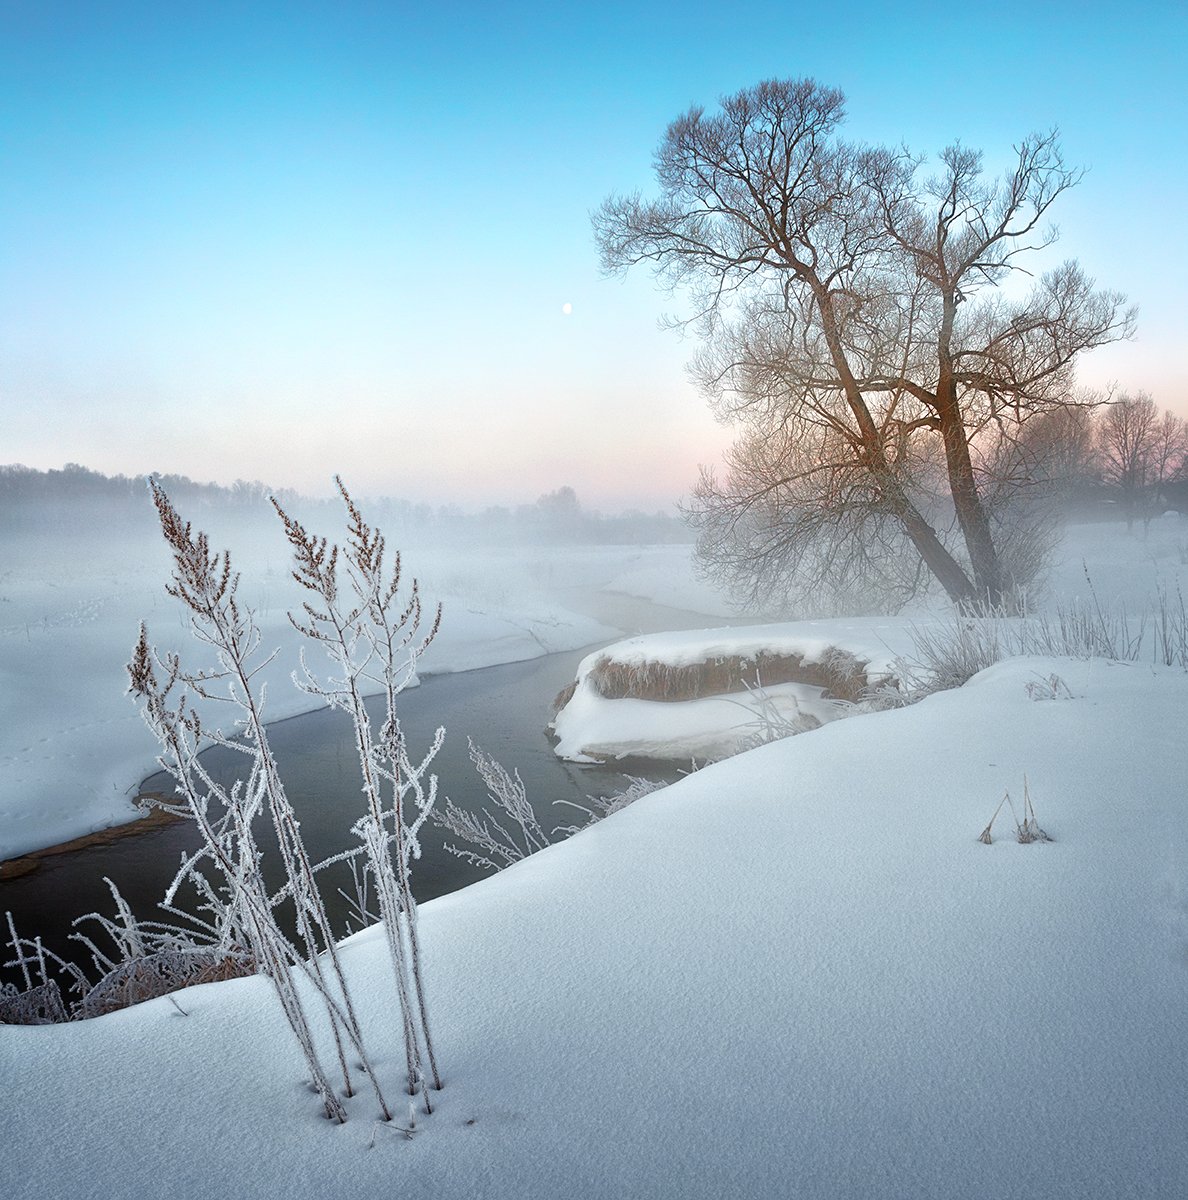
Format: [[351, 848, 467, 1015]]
[[0, 464, 692, 545]]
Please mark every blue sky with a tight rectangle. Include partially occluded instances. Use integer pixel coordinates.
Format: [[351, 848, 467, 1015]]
[[2, 0, 1185, 509]]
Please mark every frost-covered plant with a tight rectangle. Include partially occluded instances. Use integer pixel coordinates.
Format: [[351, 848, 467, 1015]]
[[436, 744, 667, 867], [434, 739, 549, 872], [122, 480, 444, 1124], [731, 674, 827, 750], [128, 482, 387, 1122], [2, 881, 254, 1024], [1151, 582, 1187, 669], [1024, 673, 1073, 701], [0, 912, 76, 1024], [272, 479, 443, 1099], [899, 617, 1010, 695], [977, 778, 1051, 845], [552, 776, 667, 837], [896, 569, 1184, 701]]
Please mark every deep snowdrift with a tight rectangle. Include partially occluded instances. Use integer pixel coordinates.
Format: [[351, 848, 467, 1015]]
[[3, 654, 1185, 1200]]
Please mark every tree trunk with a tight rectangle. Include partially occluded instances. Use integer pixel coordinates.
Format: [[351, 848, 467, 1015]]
[[888, 484, 978, 609], [939, 409, 1006, 608], [812, 275, 980, 610], [936, 297, 1007, 611]]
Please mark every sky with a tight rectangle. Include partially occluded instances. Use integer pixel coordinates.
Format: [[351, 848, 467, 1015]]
[[1, 0, 1185, 511]]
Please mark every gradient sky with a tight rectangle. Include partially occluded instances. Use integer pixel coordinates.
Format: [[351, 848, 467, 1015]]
[[2, 0, 1185, 510]]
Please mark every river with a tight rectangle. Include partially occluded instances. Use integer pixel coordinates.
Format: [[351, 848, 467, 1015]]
[[0, 592, 756, 988]]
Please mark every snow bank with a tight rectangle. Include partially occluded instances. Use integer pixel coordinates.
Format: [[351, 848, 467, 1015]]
[[551, 619, 915, 762], [552, 678, 843, 762], [3, 654, 1185, 1199], [562, 620, 909, 676]]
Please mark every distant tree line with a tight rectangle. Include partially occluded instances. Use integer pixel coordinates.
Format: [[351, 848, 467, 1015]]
[[1012, 393, 1188, 527], [0, 465, 690, 545], [0, 464, 299, 537]]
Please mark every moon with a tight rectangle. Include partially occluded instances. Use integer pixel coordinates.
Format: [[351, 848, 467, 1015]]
[[561, 302, 573, 315]]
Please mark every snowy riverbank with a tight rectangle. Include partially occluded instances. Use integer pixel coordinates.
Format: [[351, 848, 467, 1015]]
[[3, 649, 1186, 1198], [1, 518, 1186, 1197], [1, 533, 722, 860], [550, 619, 913, 762]]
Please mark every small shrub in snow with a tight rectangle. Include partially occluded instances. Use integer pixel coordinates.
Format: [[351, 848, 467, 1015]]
[[1025, 674, 1074, 701], [3, 872, 258, 1024], [978, 778, 1052, 845], [0, 978, 68, 1025], [900, 618, 1009, 695], [0, 913, 75, 1024], [433, 739, 549, 872]]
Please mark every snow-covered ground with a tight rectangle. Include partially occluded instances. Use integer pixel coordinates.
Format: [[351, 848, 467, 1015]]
[[2, 652, 1186, 1199], [2, 515, 1186, 1198]]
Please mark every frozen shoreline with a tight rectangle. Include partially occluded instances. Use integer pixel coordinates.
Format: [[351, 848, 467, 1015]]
[[3, 519, 1184, 859], [0, 535, 729, 860]]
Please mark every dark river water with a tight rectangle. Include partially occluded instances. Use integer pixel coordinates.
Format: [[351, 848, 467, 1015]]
[[1, 592, 751, 989]]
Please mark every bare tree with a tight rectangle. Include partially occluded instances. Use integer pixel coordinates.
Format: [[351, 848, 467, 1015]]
[[1147, 408, 1188, 509], [594, 78, 1133, 611], [1096, 393, 1187, 526]]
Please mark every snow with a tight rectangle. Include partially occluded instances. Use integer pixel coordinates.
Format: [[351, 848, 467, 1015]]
[[2, 650, 1186, 1198], [2, 518, 1187, 1198], [598, 543, 740, 616], [553, 677, 842, 762], [563, 619, 910, 676], [551, 620, 914, 761]]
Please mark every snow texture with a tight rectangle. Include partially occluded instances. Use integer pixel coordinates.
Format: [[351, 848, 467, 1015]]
[[1, 519, 1186, 1198], [2, 651, 1186, 1199]]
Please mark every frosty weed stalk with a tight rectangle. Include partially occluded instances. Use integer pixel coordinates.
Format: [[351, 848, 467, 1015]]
[[126, 480, 445, 1124]]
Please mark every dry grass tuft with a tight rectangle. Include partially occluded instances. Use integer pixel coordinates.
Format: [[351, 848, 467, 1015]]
[[583, 645, 872, 705], [76, 950, 256, 1019], [550, 679, 578, 715], [978, 776, 1052, 845]]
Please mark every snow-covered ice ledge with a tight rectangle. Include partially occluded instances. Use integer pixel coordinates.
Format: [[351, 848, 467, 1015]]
[[550, 620, 913, 763]]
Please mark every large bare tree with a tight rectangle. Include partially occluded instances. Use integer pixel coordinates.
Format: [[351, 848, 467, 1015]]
[[594, 78, 1134, 611]]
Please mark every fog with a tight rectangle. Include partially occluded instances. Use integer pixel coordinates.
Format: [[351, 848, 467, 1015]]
[[0, 463, 713, 625], [0, 462, 750, 863]]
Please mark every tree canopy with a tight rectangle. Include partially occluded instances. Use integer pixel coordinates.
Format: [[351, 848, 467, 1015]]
[[595, 78, 1134, 611]]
